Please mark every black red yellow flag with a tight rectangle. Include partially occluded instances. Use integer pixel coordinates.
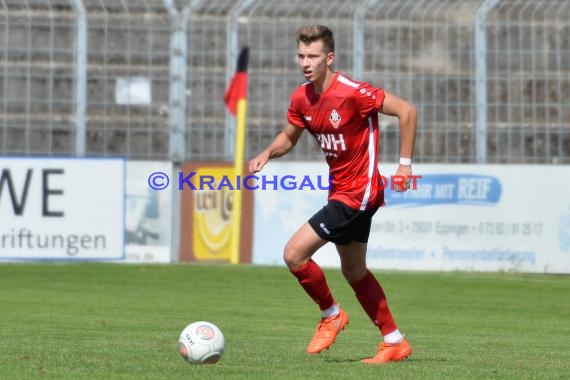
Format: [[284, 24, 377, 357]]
[[224, 47, 249, 115]]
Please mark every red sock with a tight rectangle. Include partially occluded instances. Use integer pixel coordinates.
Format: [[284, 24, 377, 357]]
[[290, 259, 335, 311], [350, 270, 398, 335]]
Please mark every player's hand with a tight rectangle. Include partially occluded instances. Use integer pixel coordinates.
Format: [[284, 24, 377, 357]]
[[248, 152, 269, 174], [394, 164, 412, 192]]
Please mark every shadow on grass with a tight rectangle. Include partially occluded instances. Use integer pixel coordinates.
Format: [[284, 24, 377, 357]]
[[323, 356, 444, 364]]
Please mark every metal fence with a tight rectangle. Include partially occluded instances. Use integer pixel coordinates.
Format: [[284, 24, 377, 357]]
[[1, 0, 569, 163]]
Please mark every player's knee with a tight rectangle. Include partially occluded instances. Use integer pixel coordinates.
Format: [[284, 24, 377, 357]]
[[283, 243, 304, 270], [282, 246, 296, 269], [342, 266, 367, 283]]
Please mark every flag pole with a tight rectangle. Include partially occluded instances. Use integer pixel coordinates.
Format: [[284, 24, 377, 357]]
[[225, 47, 249, 265], [231, 98, 247, 264]]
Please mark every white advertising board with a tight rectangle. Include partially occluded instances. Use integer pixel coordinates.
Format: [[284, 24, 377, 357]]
[[253, 162, 570, 274], [0, 157, 125, 260], [124, 161, 172, 263]]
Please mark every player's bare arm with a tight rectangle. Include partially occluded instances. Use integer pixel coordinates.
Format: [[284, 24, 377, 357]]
[[248, 123, 304, 174], [380, 91, 418, 191]]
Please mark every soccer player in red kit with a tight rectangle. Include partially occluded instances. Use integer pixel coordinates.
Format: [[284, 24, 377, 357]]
[[248, 25, 417, 364]]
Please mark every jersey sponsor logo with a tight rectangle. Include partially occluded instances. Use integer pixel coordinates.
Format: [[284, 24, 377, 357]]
[[315, 133, 346, 153], [329, 109, 342, 128]]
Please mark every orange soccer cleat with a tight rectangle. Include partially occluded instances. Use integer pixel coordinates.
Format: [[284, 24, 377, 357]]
[[306, 306, 349, 354], [360, 338, 412, 364]]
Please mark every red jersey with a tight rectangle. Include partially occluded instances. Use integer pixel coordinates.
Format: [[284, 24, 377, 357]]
[[287, 72, 385, 210]]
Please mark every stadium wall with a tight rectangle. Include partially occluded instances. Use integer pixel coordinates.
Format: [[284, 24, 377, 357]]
[[2, 157, 569, 273]]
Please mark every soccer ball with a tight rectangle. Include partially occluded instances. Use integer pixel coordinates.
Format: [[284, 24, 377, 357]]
[[178, 321, 225, 364]]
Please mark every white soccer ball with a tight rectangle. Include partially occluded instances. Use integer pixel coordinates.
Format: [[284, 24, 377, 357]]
[[178, 321, 225, 364]]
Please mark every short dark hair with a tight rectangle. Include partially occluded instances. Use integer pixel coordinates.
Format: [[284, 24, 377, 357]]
[[296, 25, 335, 53]]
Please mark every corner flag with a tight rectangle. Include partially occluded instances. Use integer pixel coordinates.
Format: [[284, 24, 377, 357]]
[[225, 47, 249, 265]]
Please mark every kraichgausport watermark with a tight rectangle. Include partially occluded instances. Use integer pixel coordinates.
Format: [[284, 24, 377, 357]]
[[148, 172, 422, 191]]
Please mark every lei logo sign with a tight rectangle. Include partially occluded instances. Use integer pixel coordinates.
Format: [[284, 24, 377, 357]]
[[192, 167, 234, 259], [178, 163, 253, 263]]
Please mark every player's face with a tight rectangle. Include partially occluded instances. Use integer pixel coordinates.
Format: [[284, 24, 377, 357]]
[[297, 40, 334, 84]]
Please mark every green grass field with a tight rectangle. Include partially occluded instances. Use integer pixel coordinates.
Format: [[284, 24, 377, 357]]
[[0, 263, 569, 380]]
